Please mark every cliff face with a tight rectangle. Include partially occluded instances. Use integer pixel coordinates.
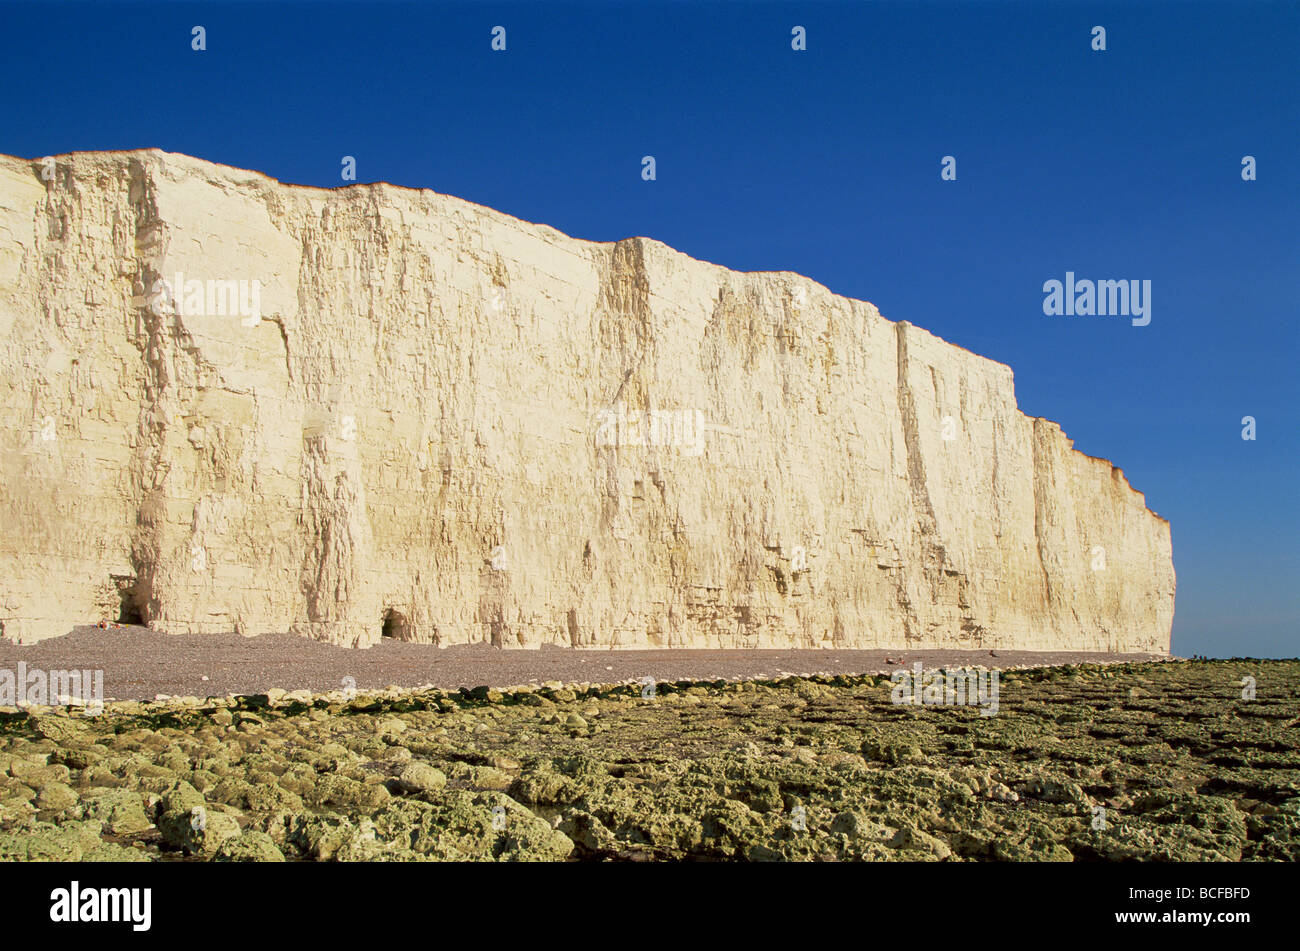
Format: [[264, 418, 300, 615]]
[[0, 150, 1174, 650]]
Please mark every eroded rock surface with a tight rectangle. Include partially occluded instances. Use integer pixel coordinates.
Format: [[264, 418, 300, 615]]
[[0, 150, 1173, 648], [1, 661, 1295, 862]]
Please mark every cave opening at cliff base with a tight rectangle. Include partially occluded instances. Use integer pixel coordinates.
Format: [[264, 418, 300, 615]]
[[381, 609, 411, 641], [112, 574, 143, 626]]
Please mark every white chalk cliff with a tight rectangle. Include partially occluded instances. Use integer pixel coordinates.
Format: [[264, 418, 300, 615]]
[[0, 150, 1174, 650]]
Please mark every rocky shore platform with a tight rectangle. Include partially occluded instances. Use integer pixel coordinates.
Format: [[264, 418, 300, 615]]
[[0, 654, 1295, 862]]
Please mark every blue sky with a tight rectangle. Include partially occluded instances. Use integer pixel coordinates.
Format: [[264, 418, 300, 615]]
[[1, 1, 1295, 656]]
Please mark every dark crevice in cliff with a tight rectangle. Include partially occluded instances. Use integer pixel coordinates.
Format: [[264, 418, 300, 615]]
[[1031, 419, 1057, 610], [593, 238, 654, 534], [894, 322, 937, 530], [125, 157, 171, 627], [895, 321, 958, 623]]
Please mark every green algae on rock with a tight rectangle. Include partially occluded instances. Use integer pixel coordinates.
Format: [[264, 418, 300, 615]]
[[0, 660, 1296, 862]]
